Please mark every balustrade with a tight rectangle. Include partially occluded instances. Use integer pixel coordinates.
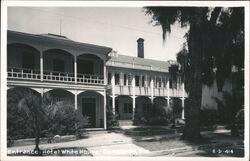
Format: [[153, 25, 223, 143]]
[[7, 67, 104, 85]]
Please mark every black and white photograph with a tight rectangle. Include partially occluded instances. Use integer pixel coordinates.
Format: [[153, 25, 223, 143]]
[[1, 1, 249, 160]]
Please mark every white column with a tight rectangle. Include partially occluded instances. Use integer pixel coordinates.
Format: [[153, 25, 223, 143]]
[[104, 90, 107, 129], [74, 90, 78, 110], [167, 76, 170, 106], [111, 72, 115, 115], [40, 51, 43, 81], [181, 98, 185, 119], [112, 96, 115, 115], [181, 82, 185, 119], [120, 72, 123, 86], [150, 75, 154, 104], [132, 96, 136, 120], [132, 74, 136, 120], [104, 63, 107, 85], [74, 56, 77, 84]]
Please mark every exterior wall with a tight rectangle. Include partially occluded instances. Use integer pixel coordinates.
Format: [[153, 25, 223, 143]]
[[201, 79, 232, 110]]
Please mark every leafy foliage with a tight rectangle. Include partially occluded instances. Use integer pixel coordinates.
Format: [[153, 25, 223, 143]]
[[212, 90, 244, 124], [144, 7, 244, 141], [106, 105, 119, 129]]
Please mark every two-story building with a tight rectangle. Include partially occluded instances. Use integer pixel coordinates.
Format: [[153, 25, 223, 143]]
[[7, 30, 187, 129]]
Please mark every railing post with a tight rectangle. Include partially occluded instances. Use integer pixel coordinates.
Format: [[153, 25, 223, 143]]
[[31, 70, 33, 79], [21, 69, 23, 79], [11, 68, 13, 77]]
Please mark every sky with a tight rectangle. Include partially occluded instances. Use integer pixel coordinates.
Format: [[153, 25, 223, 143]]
[[7, 7, 188, 61]]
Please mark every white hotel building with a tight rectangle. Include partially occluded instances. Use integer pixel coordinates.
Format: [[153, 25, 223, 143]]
[[7, 30, 187, 129]]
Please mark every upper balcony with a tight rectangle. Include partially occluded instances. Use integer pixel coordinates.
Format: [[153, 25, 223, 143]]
[[7, 31, 112, 89]]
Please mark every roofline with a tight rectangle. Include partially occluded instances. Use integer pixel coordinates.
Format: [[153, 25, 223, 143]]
[[7, 30, 112, 53]]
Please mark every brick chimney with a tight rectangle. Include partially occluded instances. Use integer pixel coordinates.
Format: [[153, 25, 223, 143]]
[[137, 38, 144, 58]]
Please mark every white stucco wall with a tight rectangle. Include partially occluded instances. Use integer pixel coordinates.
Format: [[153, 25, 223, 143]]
[[201, 79, 232, 110]]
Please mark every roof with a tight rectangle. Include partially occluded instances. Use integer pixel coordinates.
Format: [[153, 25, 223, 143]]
[[7, 30, 112, 55], [107, 54, 174, 72]]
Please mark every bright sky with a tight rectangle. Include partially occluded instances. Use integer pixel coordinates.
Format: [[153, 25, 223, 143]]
[[8, 7, 188, 61]]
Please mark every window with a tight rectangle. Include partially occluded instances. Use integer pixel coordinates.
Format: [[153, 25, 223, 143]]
[[124, 103, 132, 113], [115, 73, 119, 85], [22, 52, 35, 69], [53, 59, 64, 72], [123, 74, 127, 86], [142, 76, 145, 87], [135, 75, 140, 86]]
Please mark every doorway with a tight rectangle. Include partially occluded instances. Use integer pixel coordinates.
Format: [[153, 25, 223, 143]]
[[82, 98, 96, 127]]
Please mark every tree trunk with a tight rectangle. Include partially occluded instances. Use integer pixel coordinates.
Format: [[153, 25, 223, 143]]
[[182, 23, 203, 142], [34, 119, 41, 155]]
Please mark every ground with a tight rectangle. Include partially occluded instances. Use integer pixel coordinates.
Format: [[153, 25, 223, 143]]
[[7, 125, 244, 157]]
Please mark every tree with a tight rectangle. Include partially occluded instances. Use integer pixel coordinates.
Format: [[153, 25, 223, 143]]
[[144, 7, 244, 141], [17, 90, 45, 153]]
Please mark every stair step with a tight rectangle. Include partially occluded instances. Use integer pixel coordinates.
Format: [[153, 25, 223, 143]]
[[119, 120, 133, 126]]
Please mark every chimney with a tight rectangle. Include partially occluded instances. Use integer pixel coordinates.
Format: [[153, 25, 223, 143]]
[[137, 38, 144, 58]]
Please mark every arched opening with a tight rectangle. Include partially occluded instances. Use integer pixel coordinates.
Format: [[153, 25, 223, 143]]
[[77, 54, 104, 84], [43, 49, 74, 73], [77, 90, 104, 128], [43, 49, 74, 82], [135, 96, 151, 118], [7, 43, 41, 79], [44, 88, 74, 104], [171, 97, 182, 119], [7, 87, 41, 139], [115, 95, 132, 120]]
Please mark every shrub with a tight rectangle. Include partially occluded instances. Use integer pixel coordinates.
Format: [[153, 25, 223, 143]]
[[44, 100, 90, 136], [106, 105, 119, 129]]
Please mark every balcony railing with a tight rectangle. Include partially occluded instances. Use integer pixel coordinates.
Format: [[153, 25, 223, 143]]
[[7, 68, 104, 85]]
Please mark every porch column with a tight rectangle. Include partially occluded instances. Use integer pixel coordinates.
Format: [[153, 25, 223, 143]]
[[132, 96, 136, 120], [167, 76, 170, 106], [181, 82, 185, 119], [74, 90, 77, 110], [74, 56, 77, 84], [111, 72, 115, 115], [40, 51, 43, 81], [104, 62, 107, 85], [150, 75, 154, 104], [104, 90, 107, 129], [112, 96, 115, 115], [120, 72, 123, 86], [132, 74, 136, 120]]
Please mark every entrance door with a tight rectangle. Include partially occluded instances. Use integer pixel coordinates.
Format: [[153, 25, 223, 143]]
[[82, 98, 96, 127]]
